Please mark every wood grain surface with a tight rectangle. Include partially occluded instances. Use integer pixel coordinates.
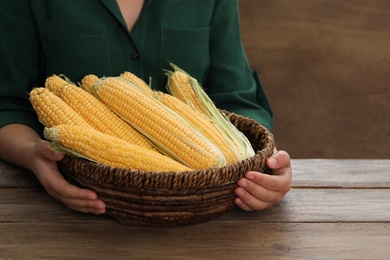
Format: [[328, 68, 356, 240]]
[[1, 159, 389, 259]]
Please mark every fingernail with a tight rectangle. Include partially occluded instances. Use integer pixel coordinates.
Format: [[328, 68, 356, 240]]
[[268, 157, 277, 166], [86, 194, 96, 200], [246, 172, 254, 180], [52, 151, 63, 160], [95, 208, 105, 215], [237, 190, 244, 197]]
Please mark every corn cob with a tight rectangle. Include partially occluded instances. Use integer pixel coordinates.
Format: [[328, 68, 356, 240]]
[[44, 74, 73, 94], [166, 63, 255, 161], [91, 77, 226, 170], [154, 91, 238, 165], [166, 67, 208, 115], [119, 71, 154, 96], [45, 75, 157, 151], [44, 124, 191, 172], [29, 87, 91, 128], [80, 74, 100, 94]]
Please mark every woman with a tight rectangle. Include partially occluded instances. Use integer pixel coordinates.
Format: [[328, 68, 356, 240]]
[[0, 0, 291, 214]]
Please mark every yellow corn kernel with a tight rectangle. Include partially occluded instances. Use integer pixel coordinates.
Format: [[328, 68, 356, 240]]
[[154, 91, 238, 165], [46, 78, 157, 151], [119, 71, 154, 96], [166, 69, 208, 115], [44, 124, 191, 172], [92, 77, 226, 170], [80, 74, 100, 94], [29, 87, 91, 128], [44, 75, 72, 95]]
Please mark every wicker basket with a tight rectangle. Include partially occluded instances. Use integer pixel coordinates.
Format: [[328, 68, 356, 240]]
[[58, 111, 275, 227]]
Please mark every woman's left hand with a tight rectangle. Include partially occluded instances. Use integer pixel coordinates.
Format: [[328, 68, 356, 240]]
[[234, 150, 292, 211]]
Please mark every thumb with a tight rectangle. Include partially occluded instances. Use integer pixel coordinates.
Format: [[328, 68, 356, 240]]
[[38, 140, 65, 161], [266, 150, 290, 170]]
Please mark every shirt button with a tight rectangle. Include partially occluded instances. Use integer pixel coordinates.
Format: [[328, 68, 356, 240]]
[[131, 52, 140, 60]]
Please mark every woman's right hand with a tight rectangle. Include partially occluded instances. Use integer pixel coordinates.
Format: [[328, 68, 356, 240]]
[[30, 140, 106, 215], [0, 124, 105, 215]]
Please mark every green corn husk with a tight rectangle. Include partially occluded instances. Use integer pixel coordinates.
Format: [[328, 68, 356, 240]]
[[166, 63, 255, 162]]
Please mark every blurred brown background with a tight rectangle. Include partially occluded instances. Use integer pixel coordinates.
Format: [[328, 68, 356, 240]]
[[238, 0, 390, 159]]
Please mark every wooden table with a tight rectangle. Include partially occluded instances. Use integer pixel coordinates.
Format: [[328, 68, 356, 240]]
[[1, 159, 389, 259]]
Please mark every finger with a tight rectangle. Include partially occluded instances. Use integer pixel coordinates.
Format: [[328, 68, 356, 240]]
[[50, 182, 106, 215], [243, 152, 292, 191], [41, 170, 106, 214], [267, 150, 291, 172], [54, 179, 98, 200], [243, 171, 278, 191], [234, 197, 256, 211], [237, 176, 283, 203], [234, 187, 273, 211], [37, 140, 65, 161], [62, 197, 106, 215], [247, 171, 291, 195]]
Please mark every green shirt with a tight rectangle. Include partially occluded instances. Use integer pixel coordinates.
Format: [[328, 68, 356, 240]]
[[0, 0, 273, 135]]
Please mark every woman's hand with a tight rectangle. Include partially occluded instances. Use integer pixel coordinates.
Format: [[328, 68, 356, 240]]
[[0, 124, 106, 215], [234, 150, 292, 211], [31, 140, 106, 215]]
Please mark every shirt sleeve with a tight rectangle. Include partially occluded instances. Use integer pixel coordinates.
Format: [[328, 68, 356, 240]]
[[204, 0, 274, 130], [0, 1, 43, 134]]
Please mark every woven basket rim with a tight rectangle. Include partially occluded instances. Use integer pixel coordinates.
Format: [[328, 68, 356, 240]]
[[58, 111, 275, 190]]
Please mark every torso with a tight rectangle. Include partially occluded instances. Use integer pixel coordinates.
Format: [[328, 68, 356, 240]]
[[116, 0, 145, 32]]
